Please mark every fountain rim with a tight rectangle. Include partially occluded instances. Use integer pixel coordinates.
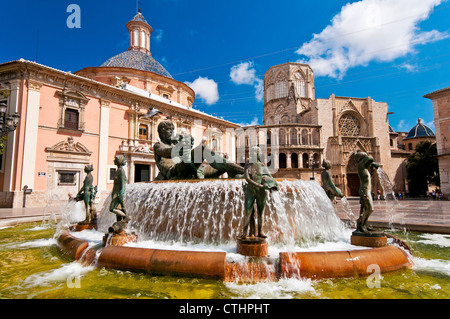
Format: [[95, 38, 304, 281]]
[[57, 230, 412, 282]]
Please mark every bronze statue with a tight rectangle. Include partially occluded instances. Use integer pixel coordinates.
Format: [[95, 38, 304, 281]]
[[354, 150, 380, 233], [108, 155, 130, 233], [153, 120, 244, 180], [321, 159, 343, 202], [75, 164, 97, 223], [241, 146, 279, 239]]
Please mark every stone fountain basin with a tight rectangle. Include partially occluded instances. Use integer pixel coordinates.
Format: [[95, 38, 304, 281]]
[[57, 230, 412, 282]]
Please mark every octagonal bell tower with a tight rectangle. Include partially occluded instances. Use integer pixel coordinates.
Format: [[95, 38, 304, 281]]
[[263, 63, 315, 126]]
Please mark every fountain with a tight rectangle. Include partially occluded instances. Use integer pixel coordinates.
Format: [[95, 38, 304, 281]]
[[54, 125, 412, 282]]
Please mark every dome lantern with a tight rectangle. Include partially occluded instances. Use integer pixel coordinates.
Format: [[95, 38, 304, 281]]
[[126, 9, 153, 55]]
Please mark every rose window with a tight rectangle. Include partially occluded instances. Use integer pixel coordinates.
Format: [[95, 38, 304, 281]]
[[338, 114, 361, 136]]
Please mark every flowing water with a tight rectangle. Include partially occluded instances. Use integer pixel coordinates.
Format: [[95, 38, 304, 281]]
[[1, 179, 449, 299], [98, 180, 347, 248], [377, 168, 405, 230]]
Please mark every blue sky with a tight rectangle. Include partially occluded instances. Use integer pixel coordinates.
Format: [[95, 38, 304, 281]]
[[1, 0, 449, 133]]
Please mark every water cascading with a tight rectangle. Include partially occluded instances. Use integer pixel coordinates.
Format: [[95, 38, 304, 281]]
[[377, 167, 402, 229], [97, 179, 348, 247]]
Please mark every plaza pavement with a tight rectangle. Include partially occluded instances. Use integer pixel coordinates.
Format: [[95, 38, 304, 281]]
[[0, 198, 449, 234], [334, 198, 450, 234]]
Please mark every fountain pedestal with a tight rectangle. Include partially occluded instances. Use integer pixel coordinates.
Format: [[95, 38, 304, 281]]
[[71, 219, 97, 232], [103, 231, 138, 247], [237, 237, 268, 257], [351, 231, 387, 248]]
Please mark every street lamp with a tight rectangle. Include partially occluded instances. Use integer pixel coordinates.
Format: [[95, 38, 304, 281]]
[[0, 101, 20, 137], [309, 158, 317, 180]]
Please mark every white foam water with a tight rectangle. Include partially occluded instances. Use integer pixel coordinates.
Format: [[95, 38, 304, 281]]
[[97, 179, 348, 247]]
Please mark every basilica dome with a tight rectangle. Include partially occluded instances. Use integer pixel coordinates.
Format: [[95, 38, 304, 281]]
[[100, 10, 172, 79], [405, 118, 435, 139], [101, 50, 172, 78]]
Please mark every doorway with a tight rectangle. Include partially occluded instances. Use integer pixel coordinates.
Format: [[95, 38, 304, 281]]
[[346, 173, 360, 196], [135, 164, 150, 182]]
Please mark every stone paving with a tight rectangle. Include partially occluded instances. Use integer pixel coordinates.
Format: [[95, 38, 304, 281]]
[[334, 198, 450, 234]]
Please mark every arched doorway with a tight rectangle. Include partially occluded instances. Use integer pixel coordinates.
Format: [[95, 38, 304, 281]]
[[346, 152, 360, 196]]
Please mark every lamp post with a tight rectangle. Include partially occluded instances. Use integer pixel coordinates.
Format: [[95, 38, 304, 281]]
[[0, 101, 20, 137], [310, 158, 317, 180]]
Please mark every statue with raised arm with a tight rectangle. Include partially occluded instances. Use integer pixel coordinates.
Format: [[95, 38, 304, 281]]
[[108, 155, 130, 233], [354, 150, 380, 233], [240, 146, 279, 239], [321, 159, 343, 202], [153, 120, 244, 180], [75, 164, 98, 224]]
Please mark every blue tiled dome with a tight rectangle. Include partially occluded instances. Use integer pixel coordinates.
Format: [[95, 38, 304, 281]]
[[405, 119, 435, 139], [100, 50, 172, 79]]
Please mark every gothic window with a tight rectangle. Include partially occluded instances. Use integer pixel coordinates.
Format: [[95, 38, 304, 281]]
[[338, 114, 361, 137], [266, 85, 274, 102], [301, 129, 309, 145], [274, 73, 288, 99], [294, 72, 306, 97], [290, 129, 297, 145], [279, 128, 286, 145]]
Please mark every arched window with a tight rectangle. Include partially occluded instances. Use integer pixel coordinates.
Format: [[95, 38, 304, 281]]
[[281, 114, 289, 124], [302, 153, 309, 168], [313, 153, 320, 167], [301, 129, 309, 145], [279, 153, 287, 169], [291, 153, 298, 168], [290, 129, 297, 145], [294, 71, 306, 97], [279, 128, 286, 146], [274, 73, 288, 99]]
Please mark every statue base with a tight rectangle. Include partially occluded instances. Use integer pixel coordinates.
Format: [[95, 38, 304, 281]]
[[237, 237, 268, 257], [103, 230, 138, 247], [351, 231, 387, 248], [70, 219, 97, 232]]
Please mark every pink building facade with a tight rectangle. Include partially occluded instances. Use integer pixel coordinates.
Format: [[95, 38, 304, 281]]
[[0, 11, 239, 208]]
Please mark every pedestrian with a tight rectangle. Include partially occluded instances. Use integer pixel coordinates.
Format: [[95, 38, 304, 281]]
[[398, 191, 402, 200], [377, 189, 381, 200], [432, 189, 436, 200]]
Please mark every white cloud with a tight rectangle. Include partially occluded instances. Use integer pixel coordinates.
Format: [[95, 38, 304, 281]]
[[254, 78, 264, 102], [230, 62, 257, 85], [153, 29, 164, 43], [185, 77, 219, 105], [396, 119, 409, 132], [239, 116, 260, 127], [296, 0, 448, 78], [230, 61, 264, 102]]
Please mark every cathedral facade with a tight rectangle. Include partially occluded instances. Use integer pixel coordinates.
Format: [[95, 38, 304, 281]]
[[240, 62, 410, 196]]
